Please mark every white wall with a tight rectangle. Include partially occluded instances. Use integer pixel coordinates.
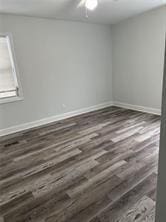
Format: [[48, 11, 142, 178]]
[[112, 6, 166, 111], [0, 7, 165, 135], [0, 14, 113, 132]]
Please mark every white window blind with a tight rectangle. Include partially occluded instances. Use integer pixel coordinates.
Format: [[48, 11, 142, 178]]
[[0, 35, 18, 99]]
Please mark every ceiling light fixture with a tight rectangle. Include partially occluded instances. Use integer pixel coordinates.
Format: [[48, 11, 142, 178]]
[[85, 0, 98, 10]]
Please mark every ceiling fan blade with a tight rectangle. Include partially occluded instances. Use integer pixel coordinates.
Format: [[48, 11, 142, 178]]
[[77, 0, 86, 8]]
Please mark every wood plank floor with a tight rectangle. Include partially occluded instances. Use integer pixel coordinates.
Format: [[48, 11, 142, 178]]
[[0, 106, 160, 222]]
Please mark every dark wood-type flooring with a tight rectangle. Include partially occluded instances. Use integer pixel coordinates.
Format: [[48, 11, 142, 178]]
[[0, 106, 160, 222]]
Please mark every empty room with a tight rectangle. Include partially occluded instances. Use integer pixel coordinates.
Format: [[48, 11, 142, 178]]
[[0, 0, 166, 221]]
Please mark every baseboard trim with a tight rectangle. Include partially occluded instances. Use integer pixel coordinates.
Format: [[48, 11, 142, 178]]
[[0, 101, 114, 137], [0, 101, 161, 137], [113, 101, 161, 116]]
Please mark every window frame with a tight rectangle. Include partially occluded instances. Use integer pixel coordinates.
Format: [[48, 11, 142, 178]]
[[0, 33, 23, 104]]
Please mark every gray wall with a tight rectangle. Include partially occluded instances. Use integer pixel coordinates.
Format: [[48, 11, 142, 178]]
[[0, 14, 113, 131], [112, 6, 166, 110]]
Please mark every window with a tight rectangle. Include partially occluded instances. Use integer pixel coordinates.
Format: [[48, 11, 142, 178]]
[[0, 34, 22, 103]]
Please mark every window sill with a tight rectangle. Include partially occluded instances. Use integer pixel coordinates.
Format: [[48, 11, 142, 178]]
[[0, 96, 24, 105]]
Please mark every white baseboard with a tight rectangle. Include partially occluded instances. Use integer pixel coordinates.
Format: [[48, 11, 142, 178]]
[[0, 101, 114, 137], [113, 101, 161, 116], [0, 101, 161, 137]]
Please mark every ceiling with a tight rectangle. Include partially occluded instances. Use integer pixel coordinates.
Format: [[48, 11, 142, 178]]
[[0, 0, 165, 24]]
